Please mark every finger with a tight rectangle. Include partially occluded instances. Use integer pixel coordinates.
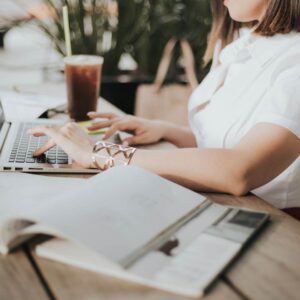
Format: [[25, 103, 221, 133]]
[[32, 139, 56, 157], [103, 124, 120, 140], [27, 125, 60, 137], [87, 111, 117, 120], [87, 120, 114, 131], [104, 118, 141, 139], [122, 134, 148, 146], [28, 131, 46, 137]]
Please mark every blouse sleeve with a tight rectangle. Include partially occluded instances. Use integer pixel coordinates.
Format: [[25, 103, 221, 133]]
[[256, 66, 300, 138]]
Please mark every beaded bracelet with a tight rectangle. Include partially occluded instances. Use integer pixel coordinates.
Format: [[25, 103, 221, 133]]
[[91, 141, 136, 171]]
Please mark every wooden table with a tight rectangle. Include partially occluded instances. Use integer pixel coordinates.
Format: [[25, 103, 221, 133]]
[[1, 83, 300, 300]]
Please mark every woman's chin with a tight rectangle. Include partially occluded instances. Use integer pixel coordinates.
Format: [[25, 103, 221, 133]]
[[227, 10, 255, 23]]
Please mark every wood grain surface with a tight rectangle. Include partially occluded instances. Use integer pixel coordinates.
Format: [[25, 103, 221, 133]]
[[0, 248, 49, 300]]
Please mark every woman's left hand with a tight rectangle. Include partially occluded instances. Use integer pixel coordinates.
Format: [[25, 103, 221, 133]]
[[28, 122, 95, 168]]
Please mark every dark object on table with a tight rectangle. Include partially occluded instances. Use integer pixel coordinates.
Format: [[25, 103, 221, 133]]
[[100, 74, 152, 115], [0, 29, 8, 48], [283, 208, 300, 221]]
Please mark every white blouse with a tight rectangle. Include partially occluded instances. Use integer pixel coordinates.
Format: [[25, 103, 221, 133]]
[[188, 29, 300, 209]]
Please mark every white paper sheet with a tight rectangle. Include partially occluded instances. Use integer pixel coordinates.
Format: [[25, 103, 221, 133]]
[[0, 172, 83, 219], [0, 90, 66, 121]]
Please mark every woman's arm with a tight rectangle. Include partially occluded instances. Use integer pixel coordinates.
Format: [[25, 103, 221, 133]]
[[131, 123, 300, 196], [29, 122, 299, 196], [159, 121, 197, 147]]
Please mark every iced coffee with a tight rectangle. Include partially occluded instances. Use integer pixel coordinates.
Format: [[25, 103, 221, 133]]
[[64, 55, 103, 121]]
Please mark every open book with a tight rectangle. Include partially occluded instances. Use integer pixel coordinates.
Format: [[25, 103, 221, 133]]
[[0, 166, 269, 297]]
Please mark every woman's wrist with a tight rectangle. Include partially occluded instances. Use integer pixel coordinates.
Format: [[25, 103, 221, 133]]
[[154, 120, 175, 140], [156, 120, 196, 147]]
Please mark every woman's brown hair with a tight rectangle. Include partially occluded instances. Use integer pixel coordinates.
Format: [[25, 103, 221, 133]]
[[203, 0, 300, 65]]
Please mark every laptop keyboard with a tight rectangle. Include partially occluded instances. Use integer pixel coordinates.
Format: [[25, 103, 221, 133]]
[[8, 123, 69, 164]]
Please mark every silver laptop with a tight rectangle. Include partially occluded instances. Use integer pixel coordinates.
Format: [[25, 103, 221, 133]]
[[0, 99, 99, 173]]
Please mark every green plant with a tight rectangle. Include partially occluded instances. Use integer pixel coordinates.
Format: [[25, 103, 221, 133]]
[[35, 0, 211, 78], [34, 0, 148, 75]]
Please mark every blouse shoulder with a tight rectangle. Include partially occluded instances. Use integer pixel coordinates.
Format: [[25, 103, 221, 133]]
[[270, 36, 300, 84], [258, 58, 300, 139]]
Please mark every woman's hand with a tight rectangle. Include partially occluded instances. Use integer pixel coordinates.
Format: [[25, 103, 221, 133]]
[[28, 123, 94, 168], [87, 112, 167, 146]]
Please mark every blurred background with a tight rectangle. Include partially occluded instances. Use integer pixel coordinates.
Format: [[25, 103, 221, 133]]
[[0, 0, 211, 113]]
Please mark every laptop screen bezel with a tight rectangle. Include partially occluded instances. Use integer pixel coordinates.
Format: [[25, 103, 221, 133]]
[[0, 99, 6, 132]]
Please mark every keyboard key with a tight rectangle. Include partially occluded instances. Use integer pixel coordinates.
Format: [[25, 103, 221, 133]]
[[47, 158, 57, 164], [37, 156, 46, 163], [26, 158, 35, 163], [16, 158, 25, 163], [18, 152, 27, 156], [57, 159, 68, 164]]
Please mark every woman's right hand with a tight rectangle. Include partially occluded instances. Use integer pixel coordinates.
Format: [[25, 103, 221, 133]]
[[87, 112, 167, 146]]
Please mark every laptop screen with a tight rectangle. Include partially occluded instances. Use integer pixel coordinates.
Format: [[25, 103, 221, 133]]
[[0, 100, 5, 131]]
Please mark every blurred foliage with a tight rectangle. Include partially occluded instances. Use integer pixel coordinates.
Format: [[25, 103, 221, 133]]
[[134, 0, 212, 80], [36, 0, 211, 79]]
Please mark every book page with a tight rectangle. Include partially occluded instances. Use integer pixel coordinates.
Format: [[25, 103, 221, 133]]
[[0, 173, 83, 220], [36, 238, 122, 272], [0, 173, 83, 251], [27, 167, 206, 264]]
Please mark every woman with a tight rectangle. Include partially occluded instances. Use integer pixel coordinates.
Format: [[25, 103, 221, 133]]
[[30, 0, 300, 211]]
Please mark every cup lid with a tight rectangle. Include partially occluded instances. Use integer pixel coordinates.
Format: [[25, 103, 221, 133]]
[[64, 55, 104, 65]]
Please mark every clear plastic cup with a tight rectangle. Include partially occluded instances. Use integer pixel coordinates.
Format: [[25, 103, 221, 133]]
[[64, 55, 103, 121]]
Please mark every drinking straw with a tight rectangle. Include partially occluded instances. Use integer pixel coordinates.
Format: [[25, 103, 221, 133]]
[[62, 5, 72, 56]]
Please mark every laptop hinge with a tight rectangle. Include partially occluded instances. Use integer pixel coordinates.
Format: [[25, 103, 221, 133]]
[[0, 122, 11, 154]]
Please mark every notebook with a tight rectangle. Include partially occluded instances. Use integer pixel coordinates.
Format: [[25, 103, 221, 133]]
[[0, 166, 269, 297]]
